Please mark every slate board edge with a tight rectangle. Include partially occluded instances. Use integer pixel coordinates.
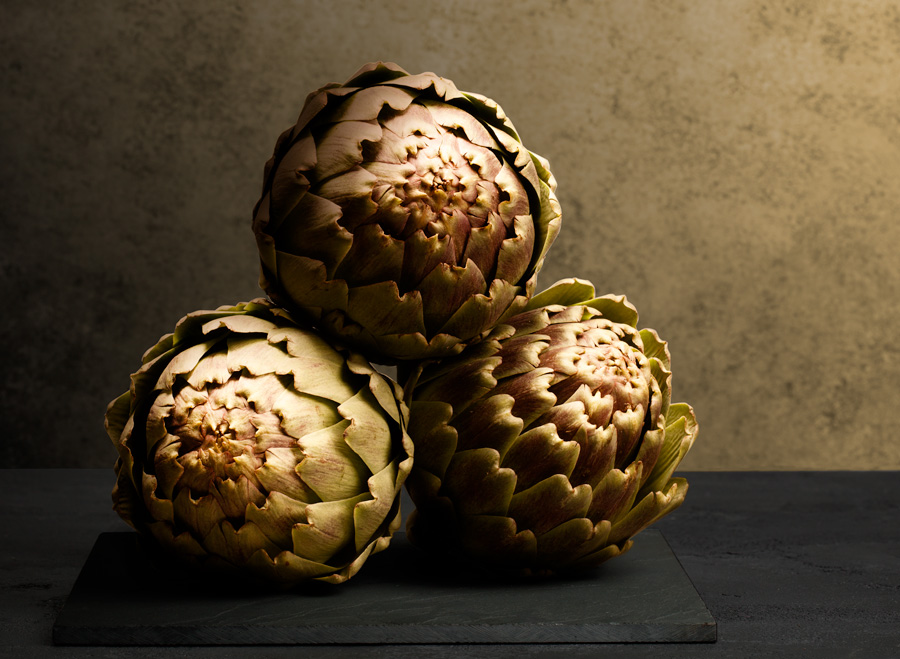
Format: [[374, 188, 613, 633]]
[[53, 620, 717, 646], [655, 529, 718, 641]]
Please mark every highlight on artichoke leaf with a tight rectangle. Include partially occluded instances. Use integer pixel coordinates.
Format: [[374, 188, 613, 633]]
[[404, 278, 698, 575], [105, 299, 414, 586], [251, 61, 562, 364]]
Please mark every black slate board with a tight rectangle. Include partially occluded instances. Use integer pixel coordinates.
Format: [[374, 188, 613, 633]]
[[53, 529, 715, 645]]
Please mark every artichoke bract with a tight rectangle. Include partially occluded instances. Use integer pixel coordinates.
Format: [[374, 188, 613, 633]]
[[251, 61, 562, 363], [105, 299, 413, 585], [405, 279, 698, 574]]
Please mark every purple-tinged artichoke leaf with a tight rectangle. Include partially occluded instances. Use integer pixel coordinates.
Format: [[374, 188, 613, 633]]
[[333, 224, 405, 287], [415, 356, 501, 413], [493, 334, 550, 379], [313, 166, 378, 220], [490, 368, 556, 427], [501, 424, 580, 492], [418, 260, 487, 334], [507, 474, 592, 536], [569, 424, 616, 489], [494, 215, 535, 284], [257, 449, 317, 503], [329, 85, 416, 123], [502, 306, 554, 338], [612, 406, 647, 467], [423, 100, 497, 149], [438, 278, 520, 342], [274, 252, 349, 314], [400, 230, 456, 292], [346, 281, 426, 335], [494, 164, 531, 220], [451, 393, 523, 457], [339, 387, 393, 473], [390, 72, 465, 103], [275, 194, 353, 272], [268, 136, 316, 225], [213, 476, 266, 519], [312, 121, 382, 182], [295, 422, 369, 501], [534, 398, 593, 442], [462, 212, 507, 280]]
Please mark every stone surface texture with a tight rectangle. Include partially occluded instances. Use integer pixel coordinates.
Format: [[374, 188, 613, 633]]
[[3, 469, 898, 657], [2, 1, 899, 468]]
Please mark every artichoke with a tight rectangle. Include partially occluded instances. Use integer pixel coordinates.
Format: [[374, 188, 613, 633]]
[[404, 279, 697, 574], [105, 299, 413, 585], [251, 61, 561, 363]]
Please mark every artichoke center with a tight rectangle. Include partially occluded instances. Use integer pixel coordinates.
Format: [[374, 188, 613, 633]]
[[394, 138, 480, 239], [162, 375, 280, 493]]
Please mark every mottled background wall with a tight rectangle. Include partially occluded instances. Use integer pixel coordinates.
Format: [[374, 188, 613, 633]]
[[2, 1, 899, 469]]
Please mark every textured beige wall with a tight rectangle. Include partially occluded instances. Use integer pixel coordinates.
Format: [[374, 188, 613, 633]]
[[2, 1, 898, 468]]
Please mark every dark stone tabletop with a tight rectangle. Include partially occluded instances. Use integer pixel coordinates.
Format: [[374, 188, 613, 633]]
[[2, 469, 898, 658]]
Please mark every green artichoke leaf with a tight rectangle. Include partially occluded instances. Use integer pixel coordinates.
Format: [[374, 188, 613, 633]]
[[444, 448, 517, 516], [639, 404, 698, 497], [292, 493, 369, 564], [608, 478, 688, 546], [353, 461, 403, 553], [524, 278, 596, 311], [534, 517, 598, 566], [339, 387, 394, 474]]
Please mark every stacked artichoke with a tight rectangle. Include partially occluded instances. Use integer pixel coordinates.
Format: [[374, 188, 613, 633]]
[[107, 62, 696, 586]]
